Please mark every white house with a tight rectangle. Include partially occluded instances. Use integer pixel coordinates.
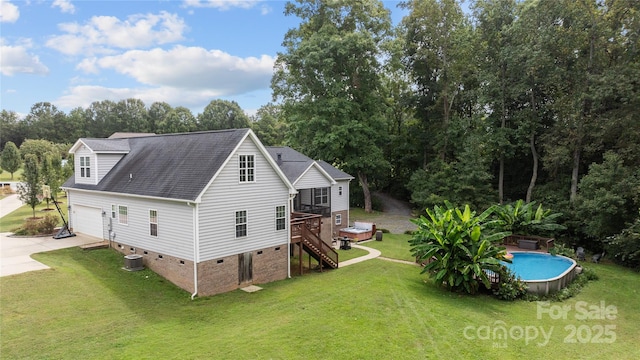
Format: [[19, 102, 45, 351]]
[[62, 129, 352, 296], [265, 146, 353, 243]]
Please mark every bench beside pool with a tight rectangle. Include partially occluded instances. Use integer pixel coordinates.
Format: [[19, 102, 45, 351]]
[[339, 221, 376, 241]]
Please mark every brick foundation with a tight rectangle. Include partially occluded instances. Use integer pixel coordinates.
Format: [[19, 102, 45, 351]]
[[112, 243, 195, 293], [332, 210, 349, 238], [111, 242, 288, 297]]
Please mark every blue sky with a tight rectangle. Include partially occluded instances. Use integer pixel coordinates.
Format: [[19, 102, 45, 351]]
[[1, 0, 410, 118]]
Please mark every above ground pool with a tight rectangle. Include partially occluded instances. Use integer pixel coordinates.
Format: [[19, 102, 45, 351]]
[[502, 251, 577, 295]]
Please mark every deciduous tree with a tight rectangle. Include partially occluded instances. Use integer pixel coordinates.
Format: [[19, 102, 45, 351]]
[[1, 141, 21, 179], [272, 0, 392, 212], [17, 154, 41, 219]]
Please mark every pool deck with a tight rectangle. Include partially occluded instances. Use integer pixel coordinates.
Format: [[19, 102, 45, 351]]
[[504, 244, 548, 253]]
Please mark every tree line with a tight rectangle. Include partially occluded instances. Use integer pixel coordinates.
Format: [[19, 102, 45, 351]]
[[0, 99, 286, 149], [1, 0, 639, 268]]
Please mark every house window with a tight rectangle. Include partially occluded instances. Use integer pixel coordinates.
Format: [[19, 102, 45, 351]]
[[239, 155, 255, 183], [111, 204, 116, 219], [149, 210, 158, 237], [80, 156, 90, 178], [235, 210, 247, 238], [276, 205, 286, 231], [338, 186, 343, 196], [335, 214, 342, 226], [314, 188, 328, 205], [118, 205, 128, 225]]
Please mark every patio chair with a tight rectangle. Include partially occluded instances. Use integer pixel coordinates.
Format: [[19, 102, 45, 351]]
[[592, 251, 605, 263], [576, 247, 585, 261]]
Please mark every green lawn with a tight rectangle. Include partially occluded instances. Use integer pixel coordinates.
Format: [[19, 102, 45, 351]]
[[1, 243, 639, 359], [0, 195, 68, 233], [361, 233, 416, 262], [0, 168, 22, 182]]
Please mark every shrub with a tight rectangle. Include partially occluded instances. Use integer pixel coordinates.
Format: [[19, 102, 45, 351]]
[[549, 243, 575, 258], [39, 213, 59, 234], [604, 213, 640, 270], [493, 266, 528, 301], [526, 267, 599, 302], [14, 213, 59, 235]]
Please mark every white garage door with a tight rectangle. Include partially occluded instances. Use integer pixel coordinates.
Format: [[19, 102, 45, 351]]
[[72, 205, 103, 239]]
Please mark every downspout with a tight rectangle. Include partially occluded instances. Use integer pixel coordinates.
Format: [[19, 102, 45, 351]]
[[288, 193, 295, 279], [188, 201, 199, 300]]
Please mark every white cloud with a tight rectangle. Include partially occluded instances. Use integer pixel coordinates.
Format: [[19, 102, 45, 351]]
[[0, 38, 49, 76], [183, 0, 262, 10], [55, 85, 225, 112], [91, 45, 275, 95], [55, 46, 275, 113], [46, 11, 187, 56], [1, 0, 20, 23], [52, 0, 75, 14]]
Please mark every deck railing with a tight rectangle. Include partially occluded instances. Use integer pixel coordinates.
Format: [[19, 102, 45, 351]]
[[291, 212, 322, 241], [290, 212, 338, 272]]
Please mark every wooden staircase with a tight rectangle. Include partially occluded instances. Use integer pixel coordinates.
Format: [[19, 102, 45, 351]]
[[291, 212, 339, 274]]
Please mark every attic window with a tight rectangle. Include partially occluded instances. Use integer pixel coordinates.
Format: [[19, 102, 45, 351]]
[[80, 156, 91, 178], [238, 155, 255, 183]]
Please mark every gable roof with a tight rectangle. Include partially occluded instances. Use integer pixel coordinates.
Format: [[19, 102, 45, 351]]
[[265, 146, 353, 185], [64, 129, 295, 202], [69, 138, 131, 154], [317, 160, 354, 181]]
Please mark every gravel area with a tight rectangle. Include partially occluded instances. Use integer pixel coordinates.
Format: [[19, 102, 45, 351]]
[[351, 192, 417, 234]]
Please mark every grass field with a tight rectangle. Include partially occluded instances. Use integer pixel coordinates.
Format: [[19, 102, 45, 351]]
[[0, 169, 23, 182], [1, 234, 639, 359], [0, 194, 68, 233]]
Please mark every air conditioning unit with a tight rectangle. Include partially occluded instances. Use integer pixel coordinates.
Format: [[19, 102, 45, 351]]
[[123, 254, 144, 271]]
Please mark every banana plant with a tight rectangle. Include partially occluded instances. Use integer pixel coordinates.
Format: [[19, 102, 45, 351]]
[[492, 200, 566, 235], [410, 201, 511, 294]]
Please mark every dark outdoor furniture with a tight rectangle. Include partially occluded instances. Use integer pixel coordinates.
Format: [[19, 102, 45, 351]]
[[518, 239, 539, 250], [340, 237, 351, 250], [576, 247, 586, 261]]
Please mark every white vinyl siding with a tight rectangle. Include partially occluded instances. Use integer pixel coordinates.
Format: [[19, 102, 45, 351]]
[[97, 154, 125, 182], [66, 190, 195, 260], [198, 138, 290, 261], [295, 165, 332, 189], [331, 180, 350, 212]]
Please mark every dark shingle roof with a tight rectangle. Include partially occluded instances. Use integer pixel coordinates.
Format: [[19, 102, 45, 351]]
[[80, 138, 130, 152], [317, 160, 354, 180], [64, 129, 249, 201], [265, 146, 353, 183], [265, 146, 314, 183]]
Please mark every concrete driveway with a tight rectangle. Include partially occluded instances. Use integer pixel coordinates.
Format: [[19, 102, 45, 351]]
[[0, 232, 102, 277], [1, 194, 102, 277]]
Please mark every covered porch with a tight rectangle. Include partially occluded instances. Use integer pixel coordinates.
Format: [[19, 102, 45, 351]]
[[293, 187, 331, 218]]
